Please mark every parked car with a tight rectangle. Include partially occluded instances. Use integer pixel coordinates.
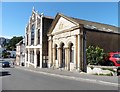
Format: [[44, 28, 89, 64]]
[[0, 61, 11, 68], [106, 52, 120, 66]]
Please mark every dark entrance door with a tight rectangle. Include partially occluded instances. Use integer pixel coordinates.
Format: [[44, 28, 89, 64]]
[[37, 51, 40, 67], [61, 43, 65, 68]]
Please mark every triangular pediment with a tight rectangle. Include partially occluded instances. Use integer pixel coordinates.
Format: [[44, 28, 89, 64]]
[[51, 16, 77, 34]]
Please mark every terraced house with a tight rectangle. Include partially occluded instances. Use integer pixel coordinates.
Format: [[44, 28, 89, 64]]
[[47, 13, 120, 72], [25, 8, 53, 68]]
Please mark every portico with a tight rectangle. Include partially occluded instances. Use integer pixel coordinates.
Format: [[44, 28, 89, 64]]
[[48, 13, 85, 71], [47, 13, 119, 72]]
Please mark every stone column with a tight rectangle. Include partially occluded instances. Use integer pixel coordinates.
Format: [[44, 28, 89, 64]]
[[36, 30, 38, 45], [53, 48, 56, 68], [34, 28, 37, 46], [28, 23, 31, 46], [39, 14, 43, 68], [28, 49, 30, 67], [67, 48, 70, 71], [34, 49, 37, 68], [25, 50, 27, 67], [48, 36, 53, 68], [40, 48, 42, 68], [74, 35, 77, 69], [78, 34, 81, 71], [64, 47, 68, 70], [58, 48, 61, 68], [40, 13, 43, 45], [35, 12, 38, 46]]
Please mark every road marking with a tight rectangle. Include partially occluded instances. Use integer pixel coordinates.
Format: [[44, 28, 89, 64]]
[[16, 67, 119, 87]]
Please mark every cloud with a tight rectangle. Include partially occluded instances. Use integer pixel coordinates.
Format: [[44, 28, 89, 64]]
[[0, 35, 13, 39], [0, 35, 24, 39]]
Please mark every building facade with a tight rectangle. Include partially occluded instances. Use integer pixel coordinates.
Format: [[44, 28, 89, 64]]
[[16, 39, 25, 66], [47, 13, 119, 72], [25, 8, 53, 68]]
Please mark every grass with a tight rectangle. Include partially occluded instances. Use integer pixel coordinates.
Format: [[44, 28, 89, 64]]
[[93, 72, 113, 76], [101, 68, 116, 73]]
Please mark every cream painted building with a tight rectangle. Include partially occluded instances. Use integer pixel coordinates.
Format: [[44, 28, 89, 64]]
[[47, 13, 119, 72], [16, 39, 25, 66], [25, 8, 53, 68]]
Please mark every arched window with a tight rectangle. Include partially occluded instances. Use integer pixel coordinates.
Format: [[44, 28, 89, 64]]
[[55, 44, 58, 60], [26, 33, 28, 45], [31, 24, 35, 45], [69, 43, 74, 63], [61, 43, 65, 67], [32, 51, 34, 63], [38, 29, 40, 44], [26, 51, 28, 61]]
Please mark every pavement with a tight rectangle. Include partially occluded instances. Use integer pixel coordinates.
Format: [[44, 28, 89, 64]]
[[15, 66, 119, 87]]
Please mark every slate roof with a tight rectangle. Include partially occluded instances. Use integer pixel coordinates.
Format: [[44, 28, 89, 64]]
[[48, 13, 119, 35], [62, 14, 119, 33]]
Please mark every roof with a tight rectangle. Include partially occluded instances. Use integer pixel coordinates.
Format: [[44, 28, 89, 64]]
[[43, 15, 54, 20], [71, 17, 118, 33], [48, 13, 119, 35], [16, 39, 24, 46]]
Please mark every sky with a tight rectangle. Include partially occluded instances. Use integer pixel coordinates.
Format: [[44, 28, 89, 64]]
[[1, 2, 118, 39]]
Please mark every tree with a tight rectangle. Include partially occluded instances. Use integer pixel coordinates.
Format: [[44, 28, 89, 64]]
[[2, 50, 11, 58], [86, 46, 105, 65], [5, 36, 23, 51]]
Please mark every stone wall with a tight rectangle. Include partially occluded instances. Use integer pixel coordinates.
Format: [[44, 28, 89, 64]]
[[87, 65, 117, 76]]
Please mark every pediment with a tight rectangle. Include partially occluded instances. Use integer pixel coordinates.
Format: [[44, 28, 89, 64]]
[[51, 17, 77, 34]]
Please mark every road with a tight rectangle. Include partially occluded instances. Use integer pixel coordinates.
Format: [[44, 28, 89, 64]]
[[1, 67, 118, 90]]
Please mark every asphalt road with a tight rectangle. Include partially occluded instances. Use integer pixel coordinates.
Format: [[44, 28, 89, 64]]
[[1, 67, 118, 90]]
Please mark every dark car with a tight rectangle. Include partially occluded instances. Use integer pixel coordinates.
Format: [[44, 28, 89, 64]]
[[0, 61, 10, 68]]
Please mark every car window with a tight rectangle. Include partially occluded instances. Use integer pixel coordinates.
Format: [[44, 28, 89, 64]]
[[113, 54, 120, 58]]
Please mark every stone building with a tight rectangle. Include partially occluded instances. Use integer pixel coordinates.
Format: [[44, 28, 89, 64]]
[[47, 13, 119, 72], [16, 38, 25, 66], [25, 8, 53, 68]]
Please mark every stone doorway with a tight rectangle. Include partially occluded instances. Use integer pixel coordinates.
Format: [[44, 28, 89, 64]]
[[60, 43, 65, 68], [37, 51, 40, 67]]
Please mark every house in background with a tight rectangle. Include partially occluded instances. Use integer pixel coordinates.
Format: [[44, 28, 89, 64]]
[[0, 37, 10, 58], [0, 37, 10, 46], [7, 50, 16, 58], [25, 8, 53, 68], [0, 45, 6, 58], [47, 13, 119, 72], [16, 38, 25, 66]]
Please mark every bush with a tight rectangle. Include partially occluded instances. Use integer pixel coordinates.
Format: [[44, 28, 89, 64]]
[[86, 46, 105, 65], [2, 50, 11, 58]]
